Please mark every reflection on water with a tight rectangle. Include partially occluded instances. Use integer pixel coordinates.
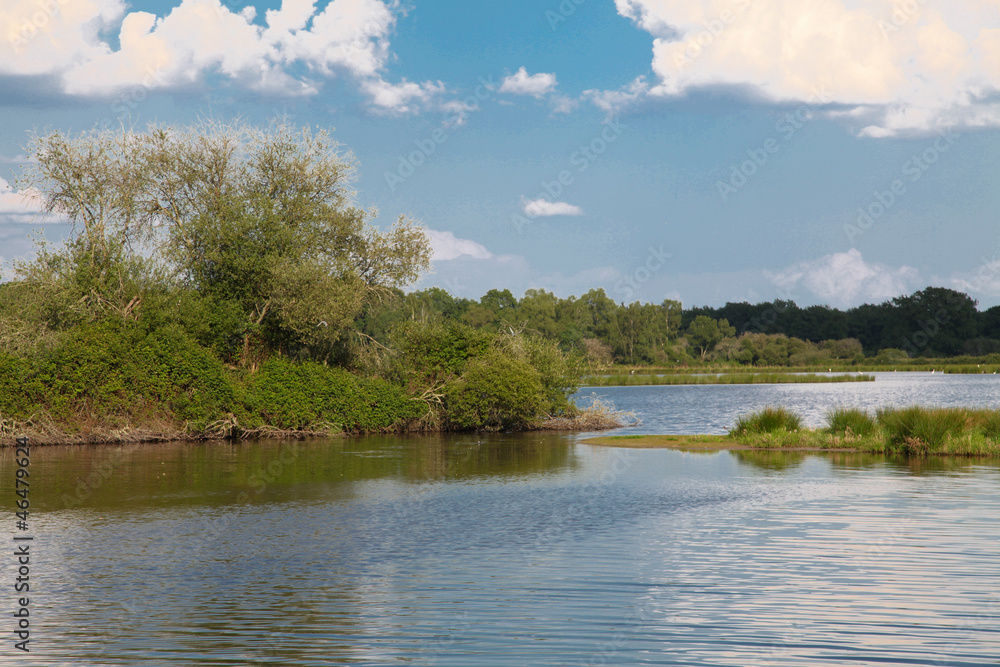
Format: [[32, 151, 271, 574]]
[[3, 375, 1000, 665], [580, 371, 1000, 434]]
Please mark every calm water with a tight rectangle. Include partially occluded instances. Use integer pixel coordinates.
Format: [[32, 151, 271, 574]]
[[579, 371, 1000, 434], [2, 373, 999, 666]]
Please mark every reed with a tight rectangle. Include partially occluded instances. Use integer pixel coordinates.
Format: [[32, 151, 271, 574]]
[[729, 406, 802, 436], [826, 407, 877, 437]]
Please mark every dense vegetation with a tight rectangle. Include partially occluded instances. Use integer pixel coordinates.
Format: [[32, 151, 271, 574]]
[[3, 120, 999, 445], [0, 121, 584, 443], [727, 405, 1000, 456], [355, 284, 1000, 368]]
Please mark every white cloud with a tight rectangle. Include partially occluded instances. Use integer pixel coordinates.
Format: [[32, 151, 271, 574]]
[[951, 257, 1000, 298], [766, 249, 920, 307], [1, 0, 443, 112], [614, 0, 1000, 134], [0, 177, 44, 222], [583, 76, 649, 117], [550, 95, 578, 114], [425, 229, 493, 261], [360, 77, 446, 114], [498, 67, 557, 98], [522, 198, 583, 217]]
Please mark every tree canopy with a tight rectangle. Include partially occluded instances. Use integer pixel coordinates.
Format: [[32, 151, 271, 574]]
[[16, 119, 431, 365]]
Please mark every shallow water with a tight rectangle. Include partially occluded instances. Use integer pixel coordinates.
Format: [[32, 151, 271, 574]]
[[579, 370, 1000, 434], [3, 373, 1000, 665]]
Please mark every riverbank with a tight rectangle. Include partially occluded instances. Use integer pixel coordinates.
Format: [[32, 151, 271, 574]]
[[0, 396, 635, 447]]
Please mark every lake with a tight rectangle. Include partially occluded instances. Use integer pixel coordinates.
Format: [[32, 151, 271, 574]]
[[3, 372, 999, 665]]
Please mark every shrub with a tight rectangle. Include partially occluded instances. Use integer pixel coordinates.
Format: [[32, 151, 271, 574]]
[[241, 356, 425, 431], [444, 351, 545, 431], [826, 407, 877, 436], [729, 406, 802, 435]]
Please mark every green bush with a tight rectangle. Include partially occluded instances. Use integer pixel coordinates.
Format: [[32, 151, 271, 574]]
[[444, 351, 545, 431], [2, 321, 236, 425], [497, 334, 582, 416], [826, 407, 877, 436], [389, 320, 494, 385], [241, 356, 425, 431], [730, 406, 802, 435]]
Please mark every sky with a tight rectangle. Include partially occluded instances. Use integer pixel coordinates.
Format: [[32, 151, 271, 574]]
[[1, 0, 1000, 310]]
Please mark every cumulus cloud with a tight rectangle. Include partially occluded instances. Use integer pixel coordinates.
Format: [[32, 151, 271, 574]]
[[522, 198, 583, 217], [499, 67, 557, 98], [766, 249, 920, 307], [425, 229, 493, 261], [951, 256, 1000, 298], [0, 177, 43, 223], [1, 0, 443, 112], [613, 0, 1000, 134]]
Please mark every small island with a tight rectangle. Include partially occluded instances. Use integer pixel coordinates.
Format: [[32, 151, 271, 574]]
[[583, 406, 1000, 457]]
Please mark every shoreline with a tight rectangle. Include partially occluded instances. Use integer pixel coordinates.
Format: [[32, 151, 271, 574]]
[[580, 433, 1000, 456]]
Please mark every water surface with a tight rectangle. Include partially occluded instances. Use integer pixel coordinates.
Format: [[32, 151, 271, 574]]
[[3, 374, 1000, 665]]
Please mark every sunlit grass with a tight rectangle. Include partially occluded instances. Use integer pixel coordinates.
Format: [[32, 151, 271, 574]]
[[826, 407, 877, 437], [724, 405, 1000, 456], [729, 406, 802, 436]]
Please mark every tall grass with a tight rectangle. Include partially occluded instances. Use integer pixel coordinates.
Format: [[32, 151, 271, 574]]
[[826, 407, 877, 436], [730, 406, 802, 436], [728, 405, 1000, 456]]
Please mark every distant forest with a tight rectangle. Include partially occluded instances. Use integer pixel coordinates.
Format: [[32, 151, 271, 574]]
[[362, 285, 1000, 365]]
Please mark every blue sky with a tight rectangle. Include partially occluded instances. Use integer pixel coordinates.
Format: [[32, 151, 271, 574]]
[[2, 0, 1000, 309]]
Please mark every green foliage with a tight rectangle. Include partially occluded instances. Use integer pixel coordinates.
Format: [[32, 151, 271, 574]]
[[19, 119, 432, 367], [495, 333, 583, 415], [875, 348, 911, 362], [388, 321, 494, 387], [0, 320, 235, 427], [686, 316, 735, 360], [876, 407, 972, 452], [241, 357, 425, 431], [444, 351, 545, 431], [730, 406, 803, 435], [826, 407, 877, 436]]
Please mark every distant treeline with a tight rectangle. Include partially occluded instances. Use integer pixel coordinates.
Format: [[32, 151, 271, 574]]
[[360, 285, 999, 364], [684, 286, 996, 357]]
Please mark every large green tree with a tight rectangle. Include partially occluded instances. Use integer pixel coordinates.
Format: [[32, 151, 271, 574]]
[[18, 119, 431, 365]]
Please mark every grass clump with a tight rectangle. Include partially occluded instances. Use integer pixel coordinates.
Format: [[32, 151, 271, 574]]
[[875, 406, 971, 453], [826, 407, 877, 437], [729, 406, 802, 436]]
